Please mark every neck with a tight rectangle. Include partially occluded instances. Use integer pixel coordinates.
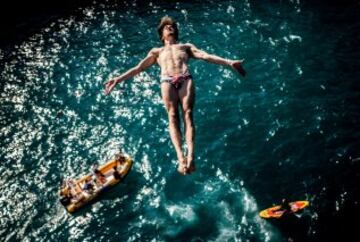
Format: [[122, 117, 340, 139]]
[[164, 37, 176, 46]]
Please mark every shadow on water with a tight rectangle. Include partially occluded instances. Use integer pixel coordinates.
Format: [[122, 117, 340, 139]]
[[163, 172, 204, 202]]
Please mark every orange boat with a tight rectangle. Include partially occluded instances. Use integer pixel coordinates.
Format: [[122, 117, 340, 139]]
[[59, 155, 133, 213], [259, 201, 309, 219]]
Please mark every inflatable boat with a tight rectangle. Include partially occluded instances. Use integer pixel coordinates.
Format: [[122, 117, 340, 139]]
[[59, 155, 133, 213]]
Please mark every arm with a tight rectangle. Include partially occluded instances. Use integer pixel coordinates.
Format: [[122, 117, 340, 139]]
[[187, 43, 246, 77], [104, 48, 158, 95]]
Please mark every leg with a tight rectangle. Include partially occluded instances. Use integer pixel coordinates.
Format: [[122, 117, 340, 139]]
[[179, 78, 196, 173], [161, 82, 186, 174]]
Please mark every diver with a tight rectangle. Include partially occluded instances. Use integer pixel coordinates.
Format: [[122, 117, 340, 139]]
[[104, 16, 246, 175]]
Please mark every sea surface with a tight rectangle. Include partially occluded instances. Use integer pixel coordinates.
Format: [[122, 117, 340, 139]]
[[1, 0, 359, 241]]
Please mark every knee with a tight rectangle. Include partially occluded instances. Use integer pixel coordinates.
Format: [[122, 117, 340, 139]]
[[183, 109, 193, 122], [167, 109, 179, 121]]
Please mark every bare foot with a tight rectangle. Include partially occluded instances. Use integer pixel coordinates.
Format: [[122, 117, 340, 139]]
[[177, 158, 187, 175], [186, 159, 196, 174], [230, 59, 246, 77]]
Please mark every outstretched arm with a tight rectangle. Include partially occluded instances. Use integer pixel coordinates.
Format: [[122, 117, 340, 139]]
[[104, 48, 158, 95], [187, 43, 246, 77]]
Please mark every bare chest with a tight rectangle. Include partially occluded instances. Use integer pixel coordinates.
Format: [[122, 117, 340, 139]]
[[158, 45, 189, 64]]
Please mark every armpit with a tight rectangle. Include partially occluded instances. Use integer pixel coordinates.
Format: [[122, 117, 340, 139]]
[[184, 44, 195, 58]]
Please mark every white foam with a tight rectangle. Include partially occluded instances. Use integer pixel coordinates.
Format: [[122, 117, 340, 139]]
[[166, 204, 197, 223]]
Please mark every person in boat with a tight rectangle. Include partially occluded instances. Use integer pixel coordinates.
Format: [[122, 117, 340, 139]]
[[92, 165, 107, 185], [59, 189, 73, 206], [115, 153, 126, 166], [114, 153, 127, 173], [82, 177, 95, 194], [63, 178, 78, 197], [104, 16, 246, 175], [99, 154, 125, 183], [112, 166, 122, 180], [59, 180, 86, 205]]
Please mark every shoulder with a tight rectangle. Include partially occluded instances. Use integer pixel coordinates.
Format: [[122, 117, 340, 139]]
[[148, 47, 162, 57], [181, 43, 198, 57], [182, 43, 196, 49]]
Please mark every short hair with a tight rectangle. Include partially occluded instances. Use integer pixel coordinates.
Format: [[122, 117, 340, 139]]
[[157, 16, 179, 43]]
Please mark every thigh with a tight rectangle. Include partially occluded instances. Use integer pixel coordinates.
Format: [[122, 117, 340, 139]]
[[161, 82, 180, 112], [179, 78, 195, 112]]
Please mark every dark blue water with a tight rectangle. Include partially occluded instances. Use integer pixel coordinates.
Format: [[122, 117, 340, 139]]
[[1, 0, 359, 241]]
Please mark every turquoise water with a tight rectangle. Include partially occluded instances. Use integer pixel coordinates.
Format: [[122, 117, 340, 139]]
[[1, 0, 359, 241]]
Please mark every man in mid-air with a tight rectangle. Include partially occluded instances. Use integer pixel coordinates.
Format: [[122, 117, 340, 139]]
[[105, 16, 246, 175]]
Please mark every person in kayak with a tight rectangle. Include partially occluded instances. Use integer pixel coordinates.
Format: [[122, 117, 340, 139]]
[[104, 16, 246, 175], [279, 198, 292, 213]]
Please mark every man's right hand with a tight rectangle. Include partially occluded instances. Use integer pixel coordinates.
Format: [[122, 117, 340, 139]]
[[230, 59, 246, 77], [104, 78, 119, 95]]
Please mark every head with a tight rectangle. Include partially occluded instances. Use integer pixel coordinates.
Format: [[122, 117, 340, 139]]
[[158, 16, 179, 43], [115, 154, 125, 164]]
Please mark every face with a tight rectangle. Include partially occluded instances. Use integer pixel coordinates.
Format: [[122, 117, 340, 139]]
[[162, 24, 175, 40]]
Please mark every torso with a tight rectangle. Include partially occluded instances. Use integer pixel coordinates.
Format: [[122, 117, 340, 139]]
[[153, 43, 192, 76]]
